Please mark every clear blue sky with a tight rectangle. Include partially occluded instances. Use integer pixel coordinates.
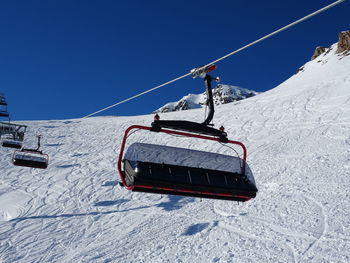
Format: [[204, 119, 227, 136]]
[[0, 0, 348, 121]]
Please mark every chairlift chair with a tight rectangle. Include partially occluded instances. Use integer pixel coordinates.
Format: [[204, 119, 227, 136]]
[[0, 110, 9, 118], [0, 94, 9, 118], [1, 134, 23, 149], [117, 65, 258, 202], [0, 122, 27, 149], [0, 121, 15, 134], [13, 135, 49, 169], [0, 93, 7, 106]]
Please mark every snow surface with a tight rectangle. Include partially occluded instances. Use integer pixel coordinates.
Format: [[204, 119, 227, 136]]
[[0, 45, 350, 262]]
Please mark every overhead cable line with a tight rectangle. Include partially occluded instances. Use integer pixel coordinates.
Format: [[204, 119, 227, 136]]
[[83, 72, 192, 118], [202, 0, 346, 67], [83, 0, 346, 118]]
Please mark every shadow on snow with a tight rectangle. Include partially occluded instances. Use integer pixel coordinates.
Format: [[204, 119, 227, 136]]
[[156, 195, 195, 211], [94, 199, 128, 207], [56, 164, 80, 169], [183, 223, 210, 236], [101, 180, 119, 187], [11, 207, 151, 223]]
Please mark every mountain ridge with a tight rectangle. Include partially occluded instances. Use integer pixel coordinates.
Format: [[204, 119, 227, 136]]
[[154, 84, 258, 113]]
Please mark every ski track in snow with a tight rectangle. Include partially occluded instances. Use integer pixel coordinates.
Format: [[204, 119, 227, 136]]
[[1, 47, 350, 262]]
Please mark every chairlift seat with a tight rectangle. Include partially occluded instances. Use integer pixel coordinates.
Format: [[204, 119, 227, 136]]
[[2, 139, 22, 149], [13, 149, 49, 169], [122, 143, 257, 201]]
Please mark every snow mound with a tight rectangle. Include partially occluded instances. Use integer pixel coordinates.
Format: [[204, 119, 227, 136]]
[[0, 188, 32, 221]]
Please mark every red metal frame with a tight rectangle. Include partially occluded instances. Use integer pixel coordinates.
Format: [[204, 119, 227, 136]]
[[117, 125, 249, 200]]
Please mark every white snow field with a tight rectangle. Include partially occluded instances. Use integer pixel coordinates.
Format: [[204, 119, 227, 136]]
[[1, 44, 350, 263]]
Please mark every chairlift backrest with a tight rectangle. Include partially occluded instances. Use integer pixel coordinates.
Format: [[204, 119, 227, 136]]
[[124, 142, 246, 175]]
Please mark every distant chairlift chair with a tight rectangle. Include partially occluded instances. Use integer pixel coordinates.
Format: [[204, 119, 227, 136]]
[[1, 123, 27, 149], [2, 134, 23, 149], [0, 94, 7, 106], [13, 135, 49, 169], [0, 94, 9, 118], [117, 65, 258, 202], [0, 109, 9, 118]]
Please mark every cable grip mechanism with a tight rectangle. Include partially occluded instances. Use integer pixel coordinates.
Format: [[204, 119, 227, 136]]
[[191, 64, 220, 81]]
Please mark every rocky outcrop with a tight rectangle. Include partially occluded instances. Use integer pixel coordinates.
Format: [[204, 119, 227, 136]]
[[307, 30, 350, 65], [336, 31, 350, 54], [212, 84, 256, 105], [311, 46, 326, 60]]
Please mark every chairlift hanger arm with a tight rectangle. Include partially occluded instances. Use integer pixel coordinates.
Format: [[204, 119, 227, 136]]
[[21, 135, 43, 153], [151, 64, 223, 136], [36, 135, 41, 151], [191, 65, 220, 125], [202, 74, 219, 126]]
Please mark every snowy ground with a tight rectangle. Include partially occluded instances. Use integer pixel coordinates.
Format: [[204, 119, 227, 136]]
[[0, 45, 350, 262]]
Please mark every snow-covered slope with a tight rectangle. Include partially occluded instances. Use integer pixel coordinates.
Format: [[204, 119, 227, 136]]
[[1, 41, 350, 262], [154, 84, 258, 113]]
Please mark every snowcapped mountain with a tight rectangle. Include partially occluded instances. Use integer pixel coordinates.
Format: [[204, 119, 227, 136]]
[[0, 31, 350, 263], [154, 84, 258, 113]]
